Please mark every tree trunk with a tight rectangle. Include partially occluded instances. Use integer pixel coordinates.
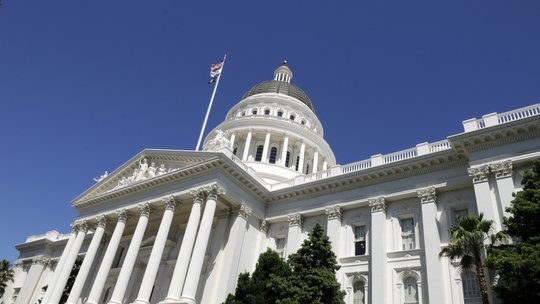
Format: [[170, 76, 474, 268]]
[[475, 254, 490, 304]]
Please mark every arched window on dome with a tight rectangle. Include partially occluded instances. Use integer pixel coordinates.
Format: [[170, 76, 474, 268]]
[[295, 156, 300, 171], [277, 110, 284, 117], [269, 147, 278, 164], [301, 119, 306, 125], [252, 109, 258, 115], [403, 277, 419, 304], [462, 271, 481, 304], [241, 111, 246, 116], [233, 146, 238, 156], [352, 280, 365, 304], [290, 114, 296, 121], [255, 145, 264, 162], [285, 151, 291, 167], [264, 108, 271, 115]]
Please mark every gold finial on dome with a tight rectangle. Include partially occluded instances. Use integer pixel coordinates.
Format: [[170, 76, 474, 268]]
[[283, 60, 288, 65]]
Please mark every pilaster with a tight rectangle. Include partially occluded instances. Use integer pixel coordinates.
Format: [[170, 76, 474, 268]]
[[468, 165, 501, 231], [490, 160, 515, 221], [369, 197, 387, 304], [325, 205, 342, 256], [286, 213, 303, 255]]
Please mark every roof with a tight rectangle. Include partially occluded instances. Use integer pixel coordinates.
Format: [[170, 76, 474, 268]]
[[242, 80, 315, 112]]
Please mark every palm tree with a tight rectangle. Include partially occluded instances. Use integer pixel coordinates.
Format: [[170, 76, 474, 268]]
[[439, 213, 495, 304], [0, 259, 15, 297]]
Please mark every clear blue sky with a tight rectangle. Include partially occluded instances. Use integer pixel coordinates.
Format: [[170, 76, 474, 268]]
[[1, 1, 540, 262]]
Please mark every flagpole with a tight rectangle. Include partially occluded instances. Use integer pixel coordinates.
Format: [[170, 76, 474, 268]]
[[195, 54, 227, 151]]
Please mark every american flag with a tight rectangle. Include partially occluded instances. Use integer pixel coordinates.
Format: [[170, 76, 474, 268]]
[[209, 61, 224, 84]]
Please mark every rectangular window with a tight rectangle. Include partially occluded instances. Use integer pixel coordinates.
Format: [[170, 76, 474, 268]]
[[354, 225, 367, 255], [453, 208, 468, 225], [276, 237, 287, 258], [401, 218, 416, 250]]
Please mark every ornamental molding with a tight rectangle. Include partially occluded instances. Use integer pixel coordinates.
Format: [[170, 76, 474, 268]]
[[325, 205, 342, 221], [369, 197, 386, 213], [233, 204, 252, 219], [468, 165, 490, 183], [417, 187, 436, 204], [260, 220, 268, 234], [287, 213, 303, 227], [489, 160, 513, 179], [162, 195, 177, 211]]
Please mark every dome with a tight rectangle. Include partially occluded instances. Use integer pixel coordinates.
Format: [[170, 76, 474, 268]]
[[241, 61, 315, 112]]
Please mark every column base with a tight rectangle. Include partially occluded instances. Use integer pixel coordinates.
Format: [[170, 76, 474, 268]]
[[130, 299, 150, 304], [158, 296, 196, 304], [107, 300, 123, 304]]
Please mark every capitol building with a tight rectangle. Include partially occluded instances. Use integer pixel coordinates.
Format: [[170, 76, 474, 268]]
[[2, 62, 540, 304]]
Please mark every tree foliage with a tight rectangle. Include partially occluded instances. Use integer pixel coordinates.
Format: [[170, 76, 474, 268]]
[[439, 213, 495, 304], [486, 160, 540, 303], [0, 259, 15, 297], [224, 223, 345, 304]]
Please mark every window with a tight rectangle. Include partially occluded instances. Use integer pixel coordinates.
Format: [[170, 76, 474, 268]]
[[290, 114, 296, 120], [277, 111, 283, 117], [264, 109, 270, 115], [233, 146, 238, 156], [301, 120, 306, 125], [401, 218, 416, 250], [305, 163, 310, 174], [295, 156, 300, 171], [453, 208, 468, 225], [255, 145, 264, 161], [252, 109, 258, 115], [269, 147, 278, 164], [354, 225, 367, 255], [462, 271, 481, 304], [353, 280, 365, 304], [403, 277, 419, 304], [241, 111, 246, 116], [276, 237, 287, 258], [285, 151, 291, 167]]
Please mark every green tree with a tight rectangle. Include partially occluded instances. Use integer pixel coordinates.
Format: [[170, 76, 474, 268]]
[[486, 160, 540, 303], [224, 223, 345, 304], [439, 213, 495, 304], [0, 259, 15, 297]]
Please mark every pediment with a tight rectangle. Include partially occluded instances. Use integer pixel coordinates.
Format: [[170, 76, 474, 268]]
[[73, 149, 217, 204]]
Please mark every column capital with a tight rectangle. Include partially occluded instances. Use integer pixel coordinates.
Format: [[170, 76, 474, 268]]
[[190, 188, 206, 203], [260, 220, 268, 234], [369, 197, 387, 213], [233, 204, 252, 219], [32, 256, 50, 266], [325, 205, 342, 221], [95, 215, 108, 229], [14, 260, 25, 268], [162, 195, 177, 211], [205, 184, 226, 200], [287, 213, 303, 227], [417, 187, 437, 204], [468, 165, 490, 183], [116, 209, 128, 223], [489, 160, 513, 179], [138, 203, 153, 217], [74, 220, 89, 233]]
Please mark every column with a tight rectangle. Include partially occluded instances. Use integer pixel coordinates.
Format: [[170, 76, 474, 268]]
[[42, 227, 77, 304], [108, 203, 152, 304], [133, 196, 177, 304], [162, 191, 203, 303], [490, 160, 515, 221], [49, 221, 88, 304], [286, 213, 303, 256], [87, 210, 128, 304], [369, 197, 387, 304], [325, 205, 342, 256], [322, 159, 328, 171], [468, 165, 501, 231], [15, 257, 49, 304], [66, 216, 107, 304], [178, 185, 224, 304], [261, 131, 271, 162], [242, 130, 252, 161], [298, 142, 305, 173], [229, 132, 236, 148], [280, 135, 289, 166], [222, 205, 251, 295], [312, 150, 319, 173], [418, 187, 449, 304]]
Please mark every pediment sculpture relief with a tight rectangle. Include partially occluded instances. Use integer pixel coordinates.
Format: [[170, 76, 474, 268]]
[[204, 129, 231, 151], [111, 158, 178, 191]]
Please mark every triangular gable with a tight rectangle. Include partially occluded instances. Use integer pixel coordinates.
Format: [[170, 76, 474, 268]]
[[72, 149, 217, 204]]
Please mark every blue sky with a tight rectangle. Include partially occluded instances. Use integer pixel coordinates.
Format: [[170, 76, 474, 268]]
[[1, 1, 540, 262]]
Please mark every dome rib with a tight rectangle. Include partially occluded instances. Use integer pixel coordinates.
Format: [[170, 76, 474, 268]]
[[242, 80, 315, 112]]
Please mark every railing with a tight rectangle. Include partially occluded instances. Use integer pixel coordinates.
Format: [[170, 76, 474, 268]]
[[304, 169, 331, 183], [270, 179, 296, 190], [341, 159, 371, 173], [498, 103, 540, 124], [429, 140, 451, 152], [383, 147, 417, 164]]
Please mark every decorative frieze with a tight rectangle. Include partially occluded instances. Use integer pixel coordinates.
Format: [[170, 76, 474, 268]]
[[287, 213, 303, 227], [490, 160, 513, 179], [417, 187, 436, 204], [163, 195, 177, 211], [111, 157, 178, 190], [468, 165, 490, 183], [233, 204, 252, 219], [260, 220, 268, 234], [369, 197, 387, 213], [325, 205, 342, 221]]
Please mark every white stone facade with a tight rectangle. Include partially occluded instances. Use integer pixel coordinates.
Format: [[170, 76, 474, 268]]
[[3, 62, 540, 304]]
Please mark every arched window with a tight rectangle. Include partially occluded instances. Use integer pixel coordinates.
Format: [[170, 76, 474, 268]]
[[255, 145, 264, 161], [353, 280, 365, 304], [252, 109, 258, 115], [295, 156, 300, 171], [403, 277, 418, 304], [305, 163, 310, 174], [462, 271, 481, 304], [290, 114, 296, 121], [301, 119, 306, 125], [233, 146, 238, 156], [241, 111, 246, 116], [269, 147, 278, 164], [277, 111, 283, 117], [264, 108, 270, 115], [285, 151, 291, 167]]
